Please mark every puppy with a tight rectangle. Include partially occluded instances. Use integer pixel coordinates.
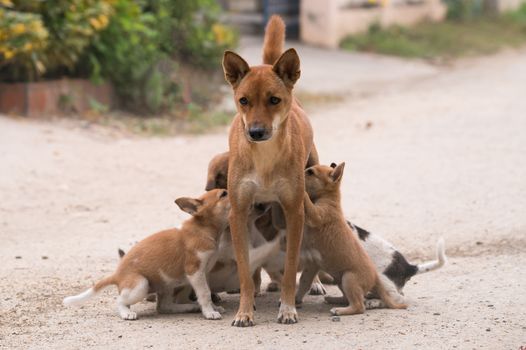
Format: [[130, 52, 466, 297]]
[[340, 221, 446, 308], [63, 189, 230, 320], [295, 163, 407, 315], [205, 151, 326, 295], [209, 204, 281, 294]]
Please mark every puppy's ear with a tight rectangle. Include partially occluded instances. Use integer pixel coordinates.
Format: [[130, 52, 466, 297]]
[[205, 178, 216, 191], [273, 48, 300, 88], [175, 197, 203, 216], [330, 162, 345, 183], [222, 51, 250, 88]]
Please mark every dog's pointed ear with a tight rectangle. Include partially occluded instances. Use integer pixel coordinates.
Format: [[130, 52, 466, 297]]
[[273, 48, 300, 88], [222, 51, 250, 88], [175, 197, 203, 216], [330, 162, 345, 183]]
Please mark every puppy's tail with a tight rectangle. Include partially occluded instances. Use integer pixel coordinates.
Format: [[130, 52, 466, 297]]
[[262, 15, 285, 65], [118, 248, 126, 258], [248, 237, 281, 275], [416, 238, 447, 274], [374, 276, 407, 310], [63, 275, 116, 307]]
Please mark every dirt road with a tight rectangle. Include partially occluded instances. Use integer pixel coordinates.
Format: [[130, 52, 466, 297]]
[[1, 47, 525, 349]]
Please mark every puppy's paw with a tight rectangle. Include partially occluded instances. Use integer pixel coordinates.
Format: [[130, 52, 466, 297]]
[[231, 311, 255, 327], [364, 299, 384, 309], [211, 293, 222, 304], [213, 305, 225, 313], [121, 311, 138, 320], [277, 303, 298, 324], [203, 310, 222, 320], [294, 296, 303, 308], [329, 307, 340, 316], [309, 282, 327, 295], [266, 282, 280, 292]]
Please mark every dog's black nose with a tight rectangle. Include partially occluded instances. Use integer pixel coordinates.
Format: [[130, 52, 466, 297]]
[[248, 127, 267, 141]]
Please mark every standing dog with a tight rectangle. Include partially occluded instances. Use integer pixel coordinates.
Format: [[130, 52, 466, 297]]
[[63, 189, 230, 320], [223, 15, 316, 326], [296, 163, 407, 315]]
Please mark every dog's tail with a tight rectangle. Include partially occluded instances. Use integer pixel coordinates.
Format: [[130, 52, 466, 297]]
[[374, 275, 407, 310], [263, 15, 285, 65], [63, 275, 116, 307], [249, 236, 281, 275], [416, 238, 447, 274]]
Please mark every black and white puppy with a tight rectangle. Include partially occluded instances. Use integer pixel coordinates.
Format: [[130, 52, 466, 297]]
[[327, 221, 446, 308]]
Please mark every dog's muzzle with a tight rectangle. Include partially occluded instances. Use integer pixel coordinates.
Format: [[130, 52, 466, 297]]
[[246, 126, 271, 142]]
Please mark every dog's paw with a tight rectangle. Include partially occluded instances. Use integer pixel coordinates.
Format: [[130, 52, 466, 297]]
[[277, 303, 298, 324], [121, 311, 138, 320], [309, 282, 327, 295], [213, 305, 225, 313], [266, 282, 280, 292], [203, 310, 222, 320], [145, 294, 157, 302], [364, 299, 384, 309], [329, 307, 340, 316], [211, 293, 222, 304], [231, 311, 255, 327]]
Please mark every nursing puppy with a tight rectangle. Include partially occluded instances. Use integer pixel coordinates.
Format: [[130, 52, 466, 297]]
[[205, 151, 327, 295], [64, 189, 230, 320], [337, 221, 446, 308], [296, 163, 407, 315]]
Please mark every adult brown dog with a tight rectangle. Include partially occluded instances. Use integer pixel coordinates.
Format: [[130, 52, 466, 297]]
[[222, 15, 316, 326]]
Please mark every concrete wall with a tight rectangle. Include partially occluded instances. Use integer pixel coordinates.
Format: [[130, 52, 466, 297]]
[[300, 0, 447, 48]]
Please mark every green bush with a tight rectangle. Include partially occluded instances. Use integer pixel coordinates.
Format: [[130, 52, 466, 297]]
[[1, 0, 237, 115], [0, 0, 113, 82]]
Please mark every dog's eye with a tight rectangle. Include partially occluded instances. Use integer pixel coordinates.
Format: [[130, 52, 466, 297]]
[[269, 96, 281, 105], [239, 97, 248, 106], [306, 168, 314, 176], [220, 190, 228, 198]]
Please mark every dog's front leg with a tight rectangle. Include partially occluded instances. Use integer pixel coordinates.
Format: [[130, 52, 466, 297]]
[[230, 198, 255, 327], [278, 193, 305, 324]]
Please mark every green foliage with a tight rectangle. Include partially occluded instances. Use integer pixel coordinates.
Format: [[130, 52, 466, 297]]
[[84, 0, 237, 114], [444, 0, 485, 21], [1, 0, 238, 116], [0, 0, 112, 81], [341, 5, 526, 60]]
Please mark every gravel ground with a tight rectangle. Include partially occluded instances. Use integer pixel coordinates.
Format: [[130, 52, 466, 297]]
[[0, 47, 525, 349]]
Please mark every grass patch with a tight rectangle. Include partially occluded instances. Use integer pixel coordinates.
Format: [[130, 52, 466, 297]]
[[341, 5, 526, 60], [83, 106, 234, 137]]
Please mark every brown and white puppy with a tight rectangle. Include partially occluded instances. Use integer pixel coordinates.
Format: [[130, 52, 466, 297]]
[[223, 15, 318, 326], [204, 151, 326, 295], [296, 163, 407, 316], [63, 189, 230, 320]]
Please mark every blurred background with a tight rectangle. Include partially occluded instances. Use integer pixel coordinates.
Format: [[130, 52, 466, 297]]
[[1, 0, 526, 131], [1, 1, 526, 348]]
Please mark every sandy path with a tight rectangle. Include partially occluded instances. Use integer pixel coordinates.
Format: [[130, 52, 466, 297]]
[[1, 49, 525, 349]]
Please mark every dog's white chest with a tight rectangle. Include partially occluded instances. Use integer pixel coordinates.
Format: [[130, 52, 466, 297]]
[[241, 172, 283, 203]]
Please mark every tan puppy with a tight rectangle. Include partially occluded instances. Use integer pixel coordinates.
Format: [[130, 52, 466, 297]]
[[222, 15, 317, 326], [63, 189, 230, 320], [204, 151, 329, 294], [205, 151, 229, 191], [296, 163, 407, 315]]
